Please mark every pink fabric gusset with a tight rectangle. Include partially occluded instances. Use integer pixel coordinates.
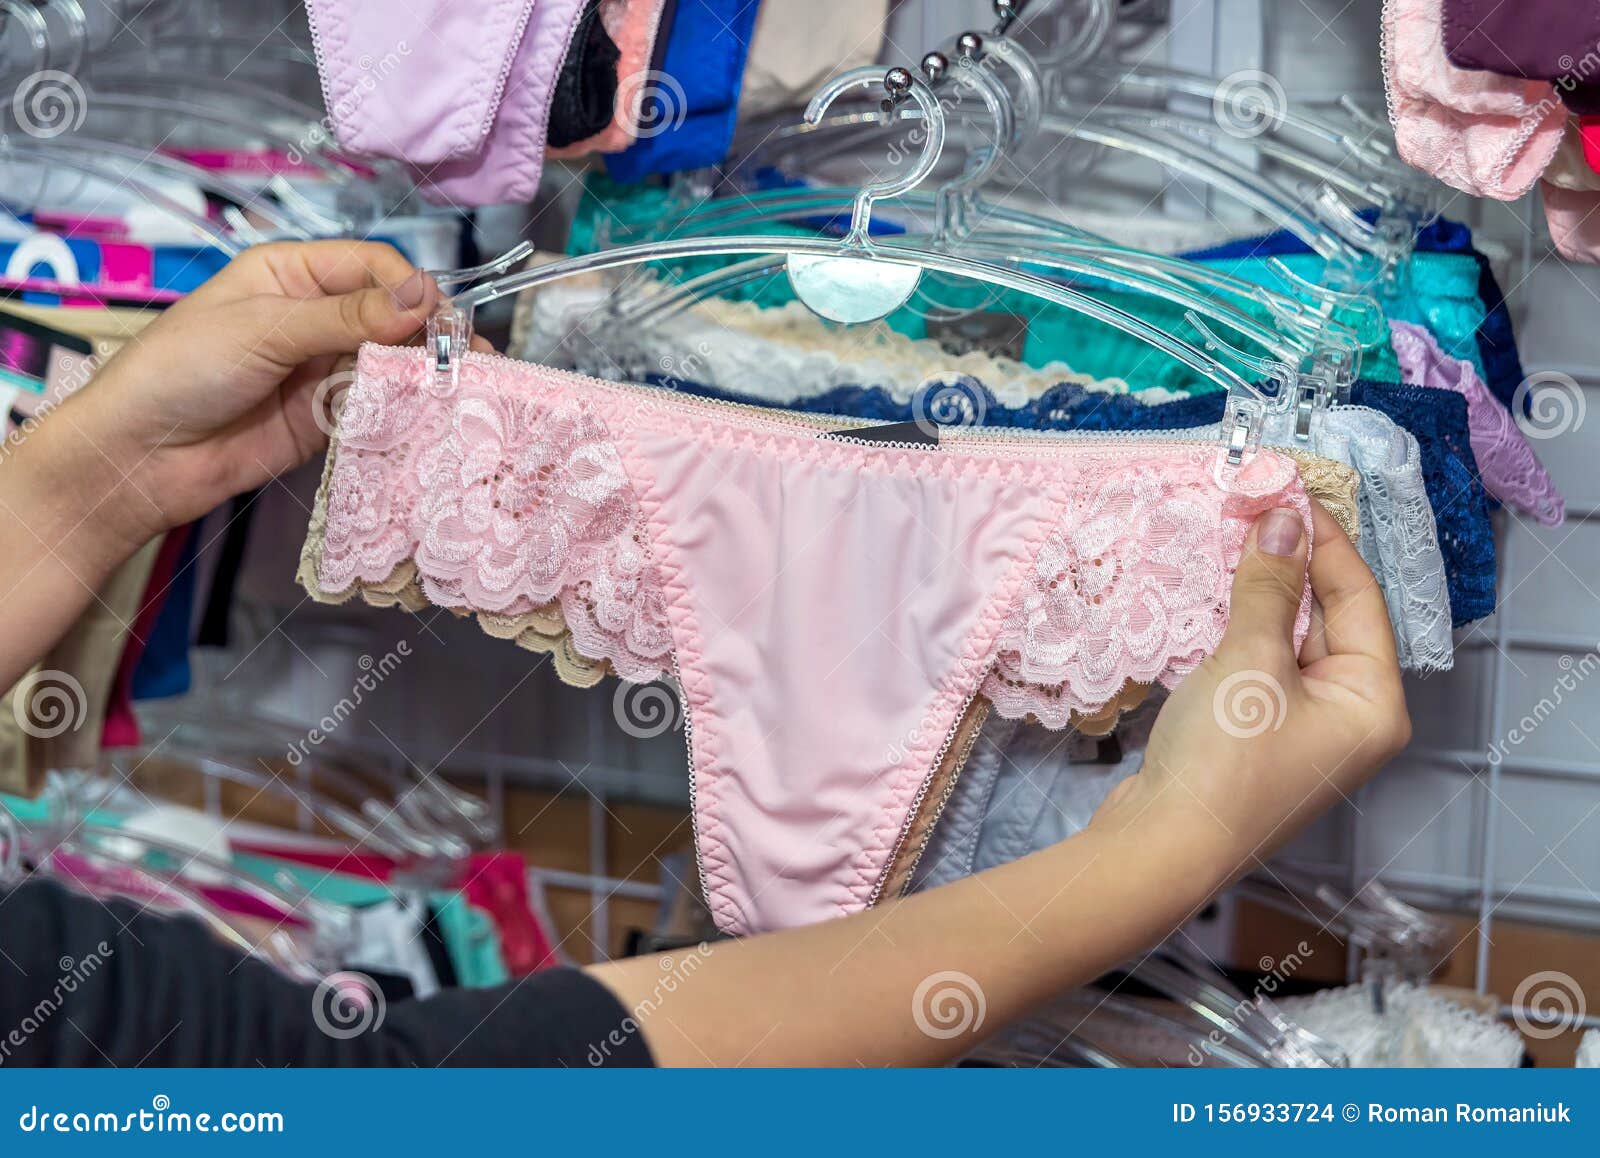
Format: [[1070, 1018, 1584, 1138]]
[[305, 0, 538, 166], [548, 0, 669, 157], [1389, 321, 1566, 525], [1541, 181, 1600, 265], [310, 346, 1316, 933], [415, 0, 589, 206], [1382, 0, 1565, 199]]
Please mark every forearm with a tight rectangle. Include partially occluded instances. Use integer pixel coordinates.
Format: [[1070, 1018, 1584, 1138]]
[[0, 399, 153, 690], [590, 813, 1228, 1067]]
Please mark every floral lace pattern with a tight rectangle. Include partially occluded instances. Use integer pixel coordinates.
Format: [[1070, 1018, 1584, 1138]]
[[1390, 319, 1564, 526], [1314, 407, 1455, 671], [515, 280, 1180, 409], [303, 346, 1315, 727], [981, 443, 1313, 727], [311, 348, 673, 684], [1382, 0, 1564, 199]]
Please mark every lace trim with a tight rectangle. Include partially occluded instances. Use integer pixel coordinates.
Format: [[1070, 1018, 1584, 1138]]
[[515, 280, 1187, 409], [1281, 448, 1360, 544], [1314, 407, 1455, 671], [1390, 320, 1564, 526], [1280, 983, 1523, 1067], [302, 346, 1317, 727]]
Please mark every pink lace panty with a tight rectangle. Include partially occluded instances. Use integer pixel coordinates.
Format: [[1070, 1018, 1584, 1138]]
[[301, 346, 1316, 934]]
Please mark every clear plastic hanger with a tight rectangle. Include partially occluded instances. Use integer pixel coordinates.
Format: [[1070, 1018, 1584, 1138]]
[[1125, 949, 1348, 1067], [7, 780, 358, 977], [139, 700, 498, 853], [1, 133, 333, 241], [445, 67, 1280, 466], [612, 175, 1362, 367], [736, 28, 1393, 279], [618, 49, 1360, 393], [98, 743, 429, 861], [157, 701, 499, 849], [0, 137, 246, 253]]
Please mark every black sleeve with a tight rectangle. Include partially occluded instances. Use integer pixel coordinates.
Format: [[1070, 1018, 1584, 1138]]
[[0, 878, 653, 1068]]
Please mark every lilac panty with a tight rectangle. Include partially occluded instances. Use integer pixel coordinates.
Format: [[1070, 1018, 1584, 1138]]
[[302, 346, 1316, 933]]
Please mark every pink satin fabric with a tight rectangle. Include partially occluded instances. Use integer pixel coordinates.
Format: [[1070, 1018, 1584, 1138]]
[[312, 346, 1316, 933], [305, 0, 587, 206], [1541, 181, 1600, 265], [306, 0, 537, 166]]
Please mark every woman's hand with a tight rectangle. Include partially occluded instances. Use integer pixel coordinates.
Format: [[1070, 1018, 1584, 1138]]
[[68, 240, 448, 549], [1091, 501, 1412, 882]]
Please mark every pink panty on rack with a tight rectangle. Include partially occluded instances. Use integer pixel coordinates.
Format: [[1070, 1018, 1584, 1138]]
[[300, 346, 1316, 934]]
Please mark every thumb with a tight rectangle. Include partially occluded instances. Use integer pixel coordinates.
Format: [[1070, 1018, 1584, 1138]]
[[254, 272, 441, 365], [1216, 507, 1309, 667]]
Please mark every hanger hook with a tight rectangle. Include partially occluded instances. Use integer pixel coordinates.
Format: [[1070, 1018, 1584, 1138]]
[[39, 0, 86, 75], [804, 65, 946, 250], [978, 33, 1045, 150], [925, 42, 1011, 244], [1029, 0, 1116, 73], [0, 0, 51, 77]]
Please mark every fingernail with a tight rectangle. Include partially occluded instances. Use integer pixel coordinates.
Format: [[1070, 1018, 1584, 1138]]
[[1257, 508, 1304, 557], [389, 270, 430, 310]]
